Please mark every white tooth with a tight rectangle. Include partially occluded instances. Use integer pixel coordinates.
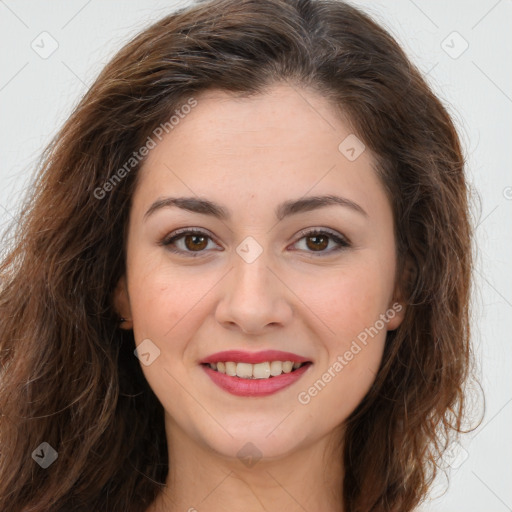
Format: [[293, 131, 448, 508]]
[[269, 361, 283, 376], [293, 362, 302, 369], [236, 362, 253, 379], [282, 361, 293, 373], [216, 361, 226, 374], [253, 362, 271, 379], [225, 361, 237, 376], [209, 363, 217, 370]]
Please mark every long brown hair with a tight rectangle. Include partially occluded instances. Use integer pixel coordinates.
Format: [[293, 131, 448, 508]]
[[0, 0, 480, 510]]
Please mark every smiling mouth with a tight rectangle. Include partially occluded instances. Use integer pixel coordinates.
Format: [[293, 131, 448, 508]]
[[201, 361, 311, 379]]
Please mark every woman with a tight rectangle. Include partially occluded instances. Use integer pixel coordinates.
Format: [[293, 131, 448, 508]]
[[0, 0, 479, 510]]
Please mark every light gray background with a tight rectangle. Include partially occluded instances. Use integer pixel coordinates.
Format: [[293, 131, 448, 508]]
[[0, 1, 510, 510]]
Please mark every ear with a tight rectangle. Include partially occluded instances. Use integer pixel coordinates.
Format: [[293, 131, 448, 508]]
[[113, 275, 133, 330], [386, 256, 416, 331]]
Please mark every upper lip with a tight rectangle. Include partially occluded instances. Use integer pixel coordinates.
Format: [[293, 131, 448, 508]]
[[200, 350, 311, 365]]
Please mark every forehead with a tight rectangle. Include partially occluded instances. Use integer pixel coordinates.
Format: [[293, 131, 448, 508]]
[[133, 84, 389, 222], [156, 84, 352, 157]]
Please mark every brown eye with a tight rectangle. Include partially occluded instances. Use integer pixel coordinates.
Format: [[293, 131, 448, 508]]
[[293, 229, 350, 255], [183, 234, 208, 251], [161, 229, 219, 257], [305, 234, 329, 251]]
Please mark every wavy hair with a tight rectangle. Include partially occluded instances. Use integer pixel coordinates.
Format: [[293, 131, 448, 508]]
[[0, 0, 479, 510]]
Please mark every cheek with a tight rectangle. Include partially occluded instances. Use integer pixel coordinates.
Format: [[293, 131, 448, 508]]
[[126, 258, 227, 371], [302, 259, 395, 343], [295, 256, 394, 402], [129, 270, 200, 343], [296, 265, 391, 421], [127, 243, 194, 323], [127, 269, 209, 404]]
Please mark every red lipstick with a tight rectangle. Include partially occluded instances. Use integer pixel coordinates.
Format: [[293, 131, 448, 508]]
[[200, 350, 312, 397], [200, 350, 310, 365]]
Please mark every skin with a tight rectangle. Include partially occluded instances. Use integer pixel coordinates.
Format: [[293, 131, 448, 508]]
[[114, 83, 406, 512]]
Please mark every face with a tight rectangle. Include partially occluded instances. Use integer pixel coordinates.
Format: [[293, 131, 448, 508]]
[[115, 83, 405, 462]]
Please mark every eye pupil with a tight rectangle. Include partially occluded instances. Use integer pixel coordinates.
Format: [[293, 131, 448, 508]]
[[185, 234, 208, 251], [306, 235, 328, 251]]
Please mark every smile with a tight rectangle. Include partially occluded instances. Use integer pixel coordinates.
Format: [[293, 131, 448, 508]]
[[200, 350, 313, 397], [205, 360, 305, 379]]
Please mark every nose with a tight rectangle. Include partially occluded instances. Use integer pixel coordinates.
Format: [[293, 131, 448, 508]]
[[214, 249, 293, 335]]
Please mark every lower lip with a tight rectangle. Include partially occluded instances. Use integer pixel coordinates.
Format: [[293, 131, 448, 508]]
[[202, 363, 312, 397]]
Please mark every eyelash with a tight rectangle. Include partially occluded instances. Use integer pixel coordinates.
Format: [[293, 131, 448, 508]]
[[160, 227, 351, 258]]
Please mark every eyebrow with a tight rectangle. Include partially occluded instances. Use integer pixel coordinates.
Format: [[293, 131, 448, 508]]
[[143, 194, 368, 222]]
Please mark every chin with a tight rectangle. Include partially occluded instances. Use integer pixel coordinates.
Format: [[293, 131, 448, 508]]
[[192, 414, 314, 463]]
